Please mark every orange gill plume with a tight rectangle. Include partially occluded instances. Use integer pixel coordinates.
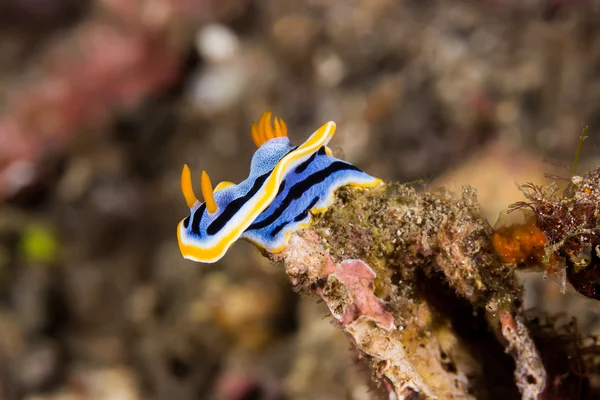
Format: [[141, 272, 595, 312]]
[[251, 111, 288, 147]]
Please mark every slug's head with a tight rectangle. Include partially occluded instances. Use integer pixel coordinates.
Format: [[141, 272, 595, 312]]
[[177, 165, 224, 262]]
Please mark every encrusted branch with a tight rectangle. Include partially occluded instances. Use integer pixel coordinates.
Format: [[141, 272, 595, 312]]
[[270, 183, 547, 399]]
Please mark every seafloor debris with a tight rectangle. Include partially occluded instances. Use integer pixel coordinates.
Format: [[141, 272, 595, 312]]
[[499, 168, 600, 300], [268, 179, 573, 399]]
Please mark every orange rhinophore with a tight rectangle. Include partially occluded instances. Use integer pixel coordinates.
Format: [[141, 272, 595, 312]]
[[492, 210, 548, 266]]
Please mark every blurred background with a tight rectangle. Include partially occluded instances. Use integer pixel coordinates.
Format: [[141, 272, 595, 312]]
[[0, 0, 599, 399]]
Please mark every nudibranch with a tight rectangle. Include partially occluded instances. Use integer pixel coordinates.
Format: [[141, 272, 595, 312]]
[[177, 111, 381, 263]]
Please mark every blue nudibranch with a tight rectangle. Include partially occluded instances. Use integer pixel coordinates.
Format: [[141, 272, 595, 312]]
[[177, 111, 381, 263]]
